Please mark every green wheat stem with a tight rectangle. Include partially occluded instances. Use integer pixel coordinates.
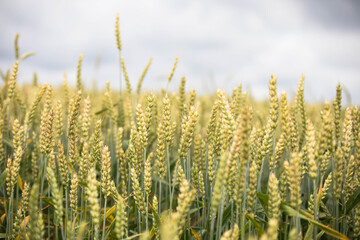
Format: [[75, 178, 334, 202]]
[[65, 188, 68, 239], [146, 195, 149, 232], [313, 179, 318, 240], [170, 161, 179, 216], [7, 191, 14, 238], [159, 181, 162, 215], [102, 197, 107, 240], [216, 196, 224, 240], [47, 189, 50, 238]]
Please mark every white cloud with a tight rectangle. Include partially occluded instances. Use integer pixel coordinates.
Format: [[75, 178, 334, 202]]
[[0, 0, 359, 104]]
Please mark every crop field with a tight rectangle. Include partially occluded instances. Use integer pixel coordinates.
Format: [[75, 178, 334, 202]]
[[0, 15, 359, 240]]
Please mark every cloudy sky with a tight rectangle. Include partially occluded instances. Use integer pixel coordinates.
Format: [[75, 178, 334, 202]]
[[1, 0, 359, 104]]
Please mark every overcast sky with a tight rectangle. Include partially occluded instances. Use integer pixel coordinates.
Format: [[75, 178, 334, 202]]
[[1, 0, 359, 104]]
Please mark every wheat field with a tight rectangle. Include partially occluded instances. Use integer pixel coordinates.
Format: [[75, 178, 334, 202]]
[[0, 14, 359, 240]]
